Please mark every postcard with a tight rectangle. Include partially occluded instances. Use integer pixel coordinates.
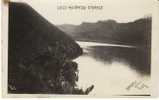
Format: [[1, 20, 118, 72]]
[[1, 0, 159, 98]]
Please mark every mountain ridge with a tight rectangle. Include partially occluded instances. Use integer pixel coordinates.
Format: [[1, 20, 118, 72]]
[[57, 17, 151, 47]]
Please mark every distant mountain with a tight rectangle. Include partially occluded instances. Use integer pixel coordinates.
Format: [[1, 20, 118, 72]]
[[58, 18, 151, 47]]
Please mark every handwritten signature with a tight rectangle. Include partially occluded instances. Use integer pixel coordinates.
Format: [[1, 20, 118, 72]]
[[126, 80, 149, 91]]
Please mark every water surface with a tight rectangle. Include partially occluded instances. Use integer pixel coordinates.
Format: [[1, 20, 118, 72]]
[[74, 41, 150, 96]]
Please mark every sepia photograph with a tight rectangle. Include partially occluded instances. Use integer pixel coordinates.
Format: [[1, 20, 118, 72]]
[[1, 0, 159, 97]]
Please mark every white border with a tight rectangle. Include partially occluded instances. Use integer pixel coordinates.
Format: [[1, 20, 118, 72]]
[[151, 0, 159, 97], [1, 0, 8, 98]]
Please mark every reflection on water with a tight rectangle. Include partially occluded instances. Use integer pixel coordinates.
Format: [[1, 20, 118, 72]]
[[74, 41, 150, 96], [88, 46, 150, 74], [76, 41, 136, 48]]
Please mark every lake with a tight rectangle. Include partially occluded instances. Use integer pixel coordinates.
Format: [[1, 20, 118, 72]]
[[74, 41, 150, 96]]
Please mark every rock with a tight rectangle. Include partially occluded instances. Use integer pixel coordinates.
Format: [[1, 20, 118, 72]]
[[8, 2, 86, 94], [9, 2, 83, 65]]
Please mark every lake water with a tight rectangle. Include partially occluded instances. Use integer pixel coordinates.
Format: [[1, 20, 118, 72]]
[[74, 41, 150, 96]]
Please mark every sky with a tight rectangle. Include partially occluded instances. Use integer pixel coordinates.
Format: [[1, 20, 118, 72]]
[[11, 0, 154, 25]]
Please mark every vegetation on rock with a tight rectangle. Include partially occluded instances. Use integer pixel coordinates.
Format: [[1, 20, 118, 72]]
[[8, 2, 93, 94]]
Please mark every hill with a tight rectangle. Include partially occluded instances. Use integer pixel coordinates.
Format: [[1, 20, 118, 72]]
[[58, 18, 151, 47], [8, 2, 93, 94]]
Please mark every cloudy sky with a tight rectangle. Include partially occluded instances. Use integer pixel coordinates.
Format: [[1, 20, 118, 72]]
[[11, 0, 154, 25]]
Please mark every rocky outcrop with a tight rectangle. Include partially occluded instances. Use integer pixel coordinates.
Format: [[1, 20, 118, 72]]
[[8, 2, 93, 94]]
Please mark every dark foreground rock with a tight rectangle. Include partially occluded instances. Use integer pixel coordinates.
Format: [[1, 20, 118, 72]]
[[8, 2, 93, 94]]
